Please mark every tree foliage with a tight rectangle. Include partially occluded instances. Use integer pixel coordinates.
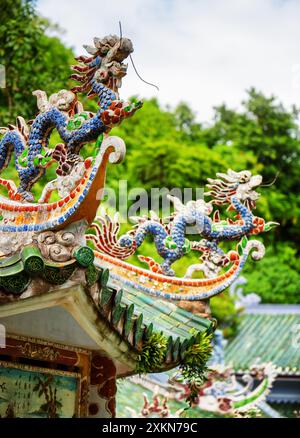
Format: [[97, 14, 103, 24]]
[[0, 0, 73, 124]]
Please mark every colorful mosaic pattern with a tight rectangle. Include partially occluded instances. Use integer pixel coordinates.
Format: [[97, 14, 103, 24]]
[[93, 235, 264, 301], [0, 35, 141, 201], [0, 244, 94, 294], [89, 169, 277, 301]]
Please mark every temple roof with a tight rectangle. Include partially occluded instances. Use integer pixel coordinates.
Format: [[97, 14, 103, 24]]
[[225, 305, 300, 375], [120, 287, 212, 341], [0, 267, 214, 374]]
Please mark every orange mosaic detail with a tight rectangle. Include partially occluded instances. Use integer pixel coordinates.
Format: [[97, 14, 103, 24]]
[[94, 250, 240, 288]]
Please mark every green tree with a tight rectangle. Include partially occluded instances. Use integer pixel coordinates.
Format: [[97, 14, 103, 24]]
[[0, 0, 74, 124], [243, 243, 300, 304]]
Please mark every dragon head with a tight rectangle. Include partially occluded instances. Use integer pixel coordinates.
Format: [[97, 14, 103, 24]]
[[206, 169, 263, 210], [71, 34, 133, 97]]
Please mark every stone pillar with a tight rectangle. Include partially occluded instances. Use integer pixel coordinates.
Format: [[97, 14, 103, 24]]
[[88, 352, 117, 418]]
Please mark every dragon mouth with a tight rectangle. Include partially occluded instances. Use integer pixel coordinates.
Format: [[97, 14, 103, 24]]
[[107, 62, 128, 77], [105, 76, 123, 93], [94, 59, 129, 94]]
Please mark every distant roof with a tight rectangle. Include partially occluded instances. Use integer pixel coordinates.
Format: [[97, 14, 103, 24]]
[[244, 304, 300, 315], [225, 305, 300, 375]]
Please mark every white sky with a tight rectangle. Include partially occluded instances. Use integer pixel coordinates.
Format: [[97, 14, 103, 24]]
[[38, 0, 300, 123]]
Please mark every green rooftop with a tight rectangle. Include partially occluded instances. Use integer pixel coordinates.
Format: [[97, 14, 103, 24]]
[[120, 287, 214, 341], [225, 305, 300, 374]]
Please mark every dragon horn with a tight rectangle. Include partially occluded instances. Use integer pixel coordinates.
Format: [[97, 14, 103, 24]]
[[215, 173, 237, 183], [228, 168, 244, 178], [83, 45, 98, 55], [93, 37, 103, 48], [16, 117, 29, 137]]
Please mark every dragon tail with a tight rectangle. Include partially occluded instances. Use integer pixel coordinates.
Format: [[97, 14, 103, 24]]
[[233, 363, 277, 412]]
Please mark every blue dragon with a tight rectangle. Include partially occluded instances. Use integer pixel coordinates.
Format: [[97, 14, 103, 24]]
[[0, 34, 142, 201], [119, 170, 275, 275]]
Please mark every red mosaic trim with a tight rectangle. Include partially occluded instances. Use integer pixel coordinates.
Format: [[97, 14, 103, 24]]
[[94, 250, 240, 288], [0, 158, 93, 213]]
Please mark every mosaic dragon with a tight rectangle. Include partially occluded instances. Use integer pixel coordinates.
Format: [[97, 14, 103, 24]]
[[127, 362, 278, 417], [170, 362, 278, 416], [0, 32, 278, 301], [0, 34, 142, 201], [89, 169, 278, 276]]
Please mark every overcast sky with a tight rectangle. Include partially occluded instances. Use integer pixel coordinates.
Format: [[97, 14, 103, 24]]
[[38, 0, 300, 122]]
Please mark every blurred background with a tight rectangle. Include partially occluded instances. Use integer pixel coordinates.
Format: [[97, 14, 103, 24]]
[[0, 0, 299, 343]]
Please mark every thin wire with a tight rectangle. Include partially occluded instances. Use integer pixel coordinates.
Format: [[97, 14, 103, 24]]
[[260, 171, 280, 187], [130, 54, 159, 91], [119, 20, 159, 91], [119, 20, 123, 46]]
